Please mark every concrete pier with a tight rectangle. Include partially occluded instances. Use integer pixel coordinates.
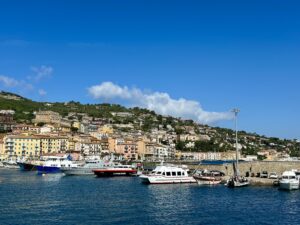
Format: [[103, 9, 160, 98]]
[[188, 161, 300, 177], [187, 161, 300, 186]]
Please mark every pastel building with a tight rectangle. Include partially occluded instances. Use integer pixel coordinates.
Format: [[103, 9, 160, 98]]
[[3, 135, 70, 158]]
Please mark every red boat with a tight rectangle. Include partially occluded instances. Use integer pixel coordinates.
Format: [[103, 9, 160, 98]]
[[93, 165, 137, 177]]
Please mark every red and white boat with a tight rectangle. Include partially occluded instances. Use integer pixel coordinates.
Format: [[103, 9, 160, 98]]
[[93, 164, 137, 177]]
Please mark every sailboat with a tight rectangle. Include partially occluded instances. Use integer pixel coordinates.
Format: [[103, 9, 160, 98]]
[[226, 109, 249, 188]]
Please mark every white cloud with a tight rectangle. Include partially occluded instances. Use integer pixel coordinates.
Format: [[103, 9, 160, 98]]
[[0, 75, 33, 91], [38, 89, 47, 96], [88, 81, 233, 124], [0, 75, 19, 87], [30, 65, 53, 81]]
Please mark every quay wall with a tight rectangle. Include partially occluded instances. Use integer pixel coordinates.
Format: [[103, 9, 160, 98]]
[[187, 161, 300, 176]]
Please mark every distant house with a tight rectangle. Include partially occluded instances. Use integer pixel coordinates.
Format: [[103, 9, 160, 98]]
[[111, 112, 133, 118], [0, 111, 15, 132]]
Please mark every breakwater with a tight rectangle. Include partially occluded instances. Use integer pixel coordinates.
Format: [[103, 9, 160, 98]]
[[187, 161, 300, 176]]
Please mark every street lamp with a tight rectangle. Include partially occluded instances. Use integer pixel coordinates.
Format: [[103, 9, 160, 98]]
[[232, 108, 240, 175]]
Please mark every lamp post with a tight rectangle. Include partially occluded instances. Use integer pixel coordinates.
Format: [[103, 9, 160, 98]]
[[232, 108, 240, 175]]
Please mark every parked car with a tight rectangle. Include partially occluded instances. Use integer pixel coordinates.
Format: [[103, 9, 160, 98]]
[[260, 171, 268, 178], [269, 172, 278, 179]]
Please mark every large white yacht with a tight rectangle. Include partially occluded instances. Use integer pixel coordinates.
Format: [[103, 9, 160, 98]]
[[36, 155, 78, 173], [279, 171, 299, 190], [140, 164, 196, 184]]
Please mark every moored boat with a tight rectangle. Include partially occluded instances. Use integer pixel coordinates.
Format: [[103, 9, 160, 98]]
[[193, 170, 222, 185], [226, 175, 249, 188], [279, 171, 299, 191], [17, 161, 37, 171], [139, 164, 196, 184], [36, 155, 78, 174], [61, 156, 113, 176], [3, 158, 19, 169], [93, 164, 137, 177], [226, 109, 249, 188]]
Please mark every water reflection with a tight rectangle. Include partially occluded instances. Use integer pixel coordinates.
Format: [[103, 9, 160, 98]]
[[38, 173, 64, 183]]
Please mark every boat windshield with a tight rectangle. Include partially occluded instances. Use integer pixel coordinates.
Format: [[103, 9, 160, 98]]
[[283, 176, 296, 179]]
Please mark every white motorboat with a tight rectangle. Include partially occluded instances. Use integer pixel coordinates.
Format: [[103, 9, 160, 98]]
[[279, 171, 299, 190], [140, 164, 196, 184], [3, 158, 19, 169]]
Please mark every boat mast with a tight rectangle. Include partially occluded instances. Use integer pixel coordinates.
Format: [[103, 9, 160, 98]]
[[232, 108, 240, 176]]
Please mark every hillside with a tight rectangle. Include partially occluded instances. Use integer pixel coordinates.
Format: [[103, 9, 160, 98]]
[[0, 91, 299, 157]]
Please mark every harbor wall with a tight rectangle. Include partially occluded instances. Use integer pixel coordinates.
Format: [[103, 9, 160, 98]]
[[187, 161, 300, 176]]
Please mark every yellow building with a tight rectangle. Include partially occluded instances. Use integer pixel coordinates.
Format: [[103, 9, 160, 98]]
[[4, 135, 41, 158], [3, 135, 70, 158], [40, 136, 69, 154]]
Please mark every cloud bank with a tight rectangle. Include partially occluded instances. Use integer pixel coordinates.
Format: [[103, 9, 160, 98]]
[[88, 82, 233, 124]]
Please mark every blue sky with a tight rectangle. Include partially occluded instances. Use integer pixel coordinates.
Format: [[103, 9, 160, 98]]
[[0, 0, 300, 139]]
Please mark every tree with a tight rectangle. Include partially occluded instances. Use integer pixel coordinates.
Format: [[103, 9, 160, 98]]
[[176, 141, 185, 151], [71, 127, 78, 133], [37, 122, 45, 127]]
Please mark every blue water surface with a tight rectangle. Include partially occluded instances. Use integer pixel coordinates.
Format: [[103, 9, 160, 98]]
[[0, 169, 300, 225]]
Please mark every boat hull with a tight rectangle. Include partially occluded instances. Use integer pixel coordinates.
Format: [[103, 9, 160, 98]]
[[61, 167, 94, 176], [279, 181, 299, 190], [196, 179, 222, 185], [93, 169, 137, 177], [140, 175, 196, 184], [17, 162, 37, 171], [36, 165, 61, 174], [193, 175, 222, 185], [226, 177, 249, 188]]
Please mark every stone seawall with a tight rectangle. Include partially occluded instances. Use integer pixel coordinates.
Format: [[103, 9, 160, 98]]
[[188, 161, 300, 176]]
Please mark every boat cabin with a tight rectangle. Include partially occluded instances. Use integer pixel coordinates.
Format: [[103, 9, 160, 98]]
[[151, 166, 188, 177]]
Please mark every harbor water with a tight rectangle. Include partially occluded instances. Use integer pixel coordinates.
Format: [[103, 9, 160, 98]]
[[0, 169, 300, 225]]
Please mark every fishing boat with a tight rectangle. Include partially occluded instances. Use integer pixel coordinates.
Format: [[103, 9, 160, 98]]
[[139, 164, 196, 184], [226, 109, 249, 188], [279, 171, 299, 190], [193, 170, 222, 185]]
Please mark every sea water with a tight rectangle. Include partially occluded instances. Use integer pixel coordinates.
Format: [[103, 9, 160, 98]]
[[0, 169, 300, 225]]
